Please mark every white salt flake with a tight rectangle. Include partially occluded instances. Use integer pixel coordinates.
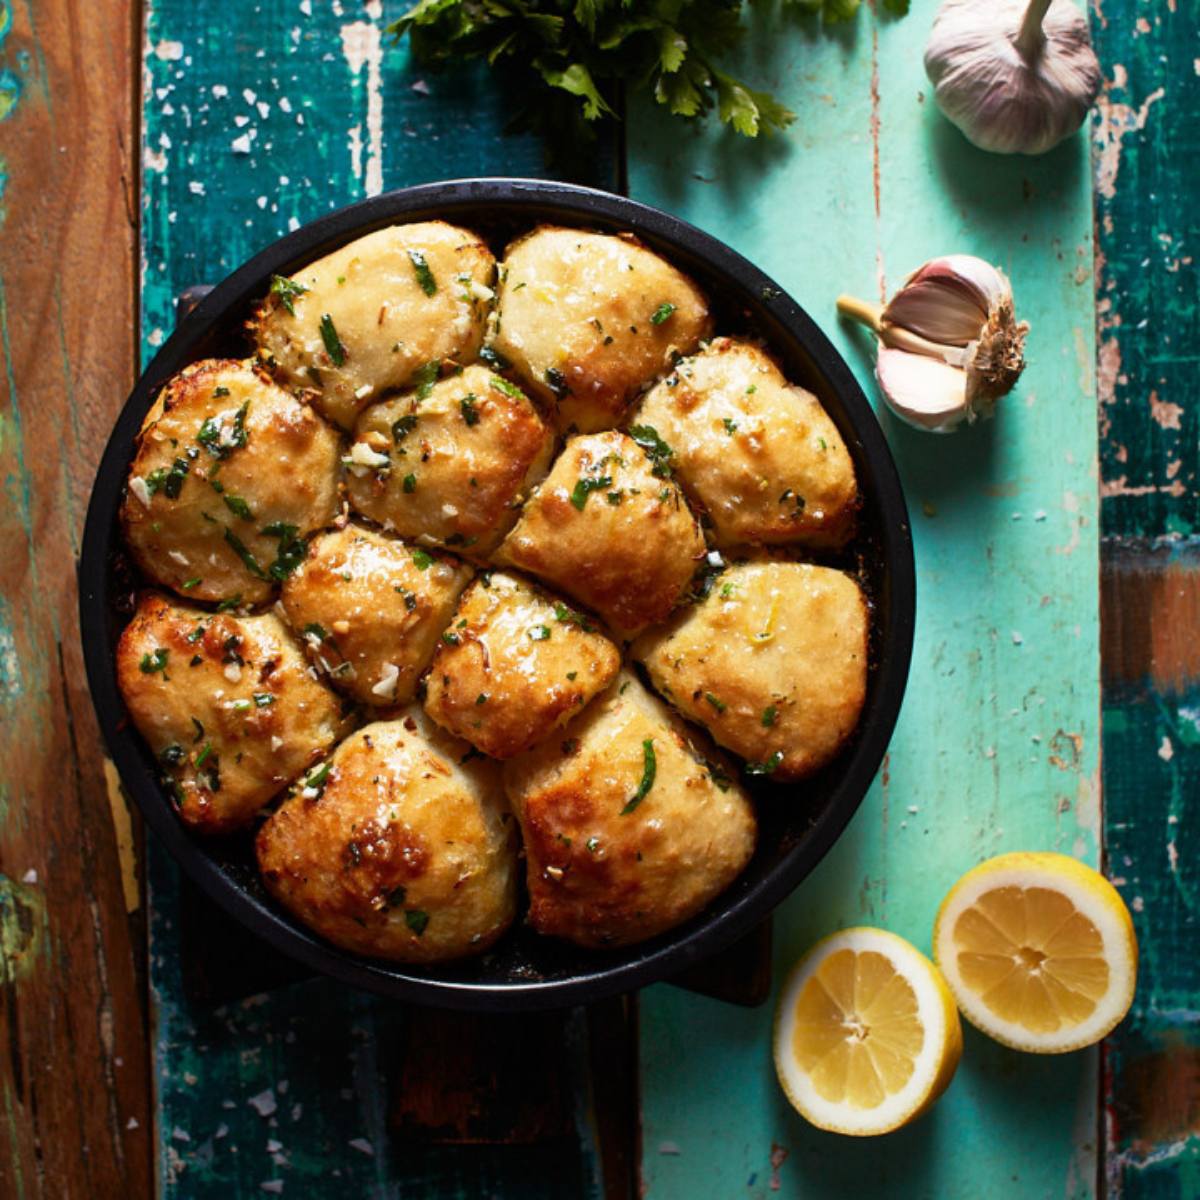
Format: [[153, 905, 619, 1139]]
[[231, 133, 253, 154], [126, 1117, 139, 1130], [410, 78, 431, 95], [154, 40, 184, 61], [1011, 631, 1024, 645], [212, 84, 229, 98], [188, 181, 206, 195], [129, 477, 152, 508], [248, 1089, 278, 1117]]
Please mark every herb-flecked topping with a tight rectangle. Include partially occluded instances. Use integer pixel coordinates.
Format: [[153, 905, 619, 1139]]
[[460, 394, 480, 426], [139, 648, 169, 675], [405, 909, 429, 936], [223, 527, 266, 578], [745, 750, 784, 776], [620, 739, 656, 815], [628, 424, 674, 478], [410, 548, 434, 570], [270, 274, 308, 316], [408, 248, 438, 296], [650, 302, 676, 325], [570, 474, 612, 511], [319, 313, 346, 366]]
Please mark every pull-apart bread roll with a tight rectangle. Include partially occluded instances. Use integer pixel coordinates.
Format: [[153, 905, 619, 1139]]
[[116, 593, 348, 834], [495, 430, 707, 638], [634, 561, 869, 780], [256, 709, 518, 962], [253, 222, 495, 430], [280, 526, 472, 707], [633, 338, 858, 549], [345, 364, 553, 557], [424, 571, 621, 758], [489, 227, 711, 432], [121, 360, 341, 605], [503, 671, 756, 949]]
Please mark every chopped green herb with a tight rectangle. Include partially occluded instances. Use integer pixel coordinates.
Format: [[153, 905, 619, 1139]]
[[303, 622, 330, 642], [489, 375, 524, 400], [762, 705, 778, 727], [139, 647, 169, 675], [392, 413, 419, 442], [586, 837, 600, 853], [606, 491, 622, 505], [818, 437, 827, 450], [746, 384, 757, 395], [459, 394, 480, 426], [303, 761, 332, 793], [723, 417, 738, 435], [528, 624, 551, 641], [621, 739, 656, 815], [478, 345, 510, 371], [253, 693, 275, 707], [650, 302, 676, 325], [442, 631, 460, 645], [566, 671, 578, 681], [197, 402, 250, 459], [223, 494, 253, 520], [261, 522, 305, 580], [411, 548, 434, 570], [745, 750, 784, 776], [628, 424, 674, 478], [223, 527, 266, 578], [270, 274, 308, 316], [216, 595, 243, 613], [719, 582, 735, 599], [545, 366, 569, 398], [405, 909, 430, 936], [704, 692, 727, 713], [569, 474, 612, 511], [412, 359, 440, 400], [408, 248, 438, 296], [475, 693, 488, 705], [402, 472, 417, 493], [181, 577, 201, 590], [319, 313, 346, 366], [386, 886, 407, 907], [147, 456, 191, 499], [212, 386, 231, 398], [186, 625, 205, 644], [194, 742, 213, 769], [159, 744, 185, 767], [553, 601, 594, 632]]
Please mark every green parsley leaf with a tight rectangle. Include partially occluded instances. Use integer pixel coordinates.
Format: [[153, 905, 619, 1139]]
[[403, 472, 417, 493], [723, 417, 738, 435], [761, 705, 778, 727], [319, 313, 346, 366], [570, 474, 612, 511], [620, 738, 656, 815], [460, 394, 480, 426], [270, 274, 308, 316], [223, 494, 253, 520], [489, 375, 524, 400], [650, 301, 676, 325], [478, 345, 510, 371], [408, 248, 438, 295], [411, 548, 434, 570], [392, 413, 419, 442], [544, 367, 569, 399], [412, 359, 440, 400], [139, 647, 169, 675], [528, 624, 551, 641], [223, 527, 266, 578], [628, 424, 674, 477], [704, 692, 726, 713], [745, 750, 784, 776], [405, 909, 430, 936]]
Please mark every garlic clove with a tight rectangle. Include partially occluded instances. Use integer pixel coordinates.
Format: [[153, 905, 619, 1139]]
[[924, 0, 1103, 156], [876, 347, 972, 433]]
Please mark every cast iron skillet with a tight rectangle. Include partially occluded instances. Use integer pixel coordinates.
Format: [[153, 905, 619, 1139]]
[[79, 178, 915, 1012]]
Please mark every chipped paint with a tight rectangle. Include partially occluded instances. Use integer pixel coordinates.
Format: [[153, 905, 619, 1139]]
[[339, 21, 383, 198], [0, 874, 45, 985], [1094, 84, 1165, 200]]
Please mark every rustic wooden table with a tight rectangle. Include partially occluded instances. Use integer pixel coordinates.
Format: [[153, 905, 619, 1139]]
[[0, 0, 1194, 1196]]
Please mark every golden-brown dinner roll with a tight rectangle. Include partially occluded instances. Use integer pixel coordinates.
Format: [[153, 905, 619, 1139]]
[[344, 364, 553, 557], [503, 671, 756, 948], [633, 561, 869, 780], [494, 430, 707, 638], [252, 222, 495, 430], [256, 709, 518, 962], [121, 359, 341, 605], [633, 337, 858, 549], [279, 525, 472, 707], [424, 571, 621, 758], [116, 592, 348, 834], [489, 227, 711, 432]]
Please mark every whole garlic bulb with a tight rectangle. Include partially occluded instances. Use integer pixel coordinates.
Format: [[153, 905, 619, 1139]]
[[837, 255, 1030, 433], [925, 0, 1102, 155]]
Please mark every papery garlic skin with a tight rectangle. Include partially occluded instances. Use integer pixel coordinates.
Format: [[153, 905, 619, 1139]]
[[925, 0, 1103, 156], [837, 254, 1029, 433]]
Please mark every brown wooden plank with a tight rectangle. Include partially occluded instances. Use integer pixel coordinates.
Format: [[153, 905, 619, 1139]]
[[0, 1, 150, 1196]]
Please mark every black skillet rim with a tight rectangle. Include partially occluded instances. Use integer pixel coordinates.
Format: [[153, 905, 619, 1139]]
[[79, 178, 915, 1012]]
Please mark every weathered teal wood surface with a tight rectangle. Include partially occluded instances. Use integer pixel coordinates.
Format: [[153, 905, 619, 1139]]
[[141, 3, 609, 1195], [1092, 0, 1200, 1194], [629, 1, 1102, 1194]]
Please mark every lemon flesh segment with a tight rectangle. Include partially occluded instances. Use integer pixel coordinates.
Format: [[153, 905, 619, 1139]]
[[774, 928, 962, 1136], [934, 852, 1138, 1054]]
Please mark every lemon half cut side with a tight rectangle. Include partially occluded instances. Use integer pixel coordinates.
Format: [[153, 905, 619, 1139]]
[[933, 851, 1138, 1054], [773, 927, 962, 1136]]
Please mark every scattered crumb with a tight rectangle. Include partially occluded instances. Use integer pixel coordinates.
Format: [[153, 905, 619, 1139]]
[[248, 1090, 278, 1118]]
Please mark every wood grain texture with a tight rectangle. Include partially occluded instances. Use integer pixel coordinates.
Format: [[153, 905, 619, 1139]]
[[0, 0, 151, 1196], [1093, 1, 1200, 1193], [629, 1, 1102, 1194]]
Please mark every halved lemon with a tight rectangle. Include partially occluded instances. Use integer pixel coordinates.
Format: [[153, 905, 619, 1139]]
[[773, 927, 962, 1136], [933, 851, 1137, 1054]]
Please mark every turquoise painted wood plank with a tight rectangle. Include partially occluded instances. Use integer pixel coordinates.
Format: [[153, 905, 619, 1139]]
[[1091, 0, 1200, 1193], [140, 2, 613, 1195], [628, 1, 1102, 1195]]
